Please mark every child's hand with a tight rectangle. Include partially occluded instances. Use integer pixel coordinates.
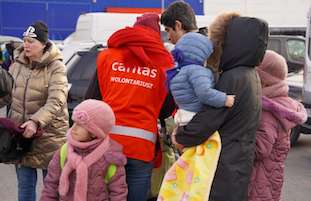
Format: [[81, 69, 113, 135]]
[[225, 95, 235, 107]]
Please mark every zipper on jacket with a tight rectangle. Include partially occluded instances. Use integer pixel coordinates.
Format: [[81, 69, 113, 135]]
[[22, 69, 32, 122]]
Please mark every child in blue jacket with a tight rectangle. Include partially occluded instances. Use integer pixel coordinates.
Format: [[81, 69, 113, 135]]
[[167, 32, 235, 127]]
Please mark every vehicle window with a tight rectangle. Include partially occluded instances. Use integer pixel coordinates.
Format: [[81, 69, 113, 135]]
[[66, 53, 82, 73], [287, 39, 305, 62], [267, 39, 281, 54], [68, 51, 98, 82], [67, 50, 99, 100]]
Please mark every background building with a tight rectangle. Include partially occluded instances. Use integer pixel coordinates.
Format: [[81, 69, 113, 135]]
[[0, 0, 309, 40], [0, 0, 204, 40]]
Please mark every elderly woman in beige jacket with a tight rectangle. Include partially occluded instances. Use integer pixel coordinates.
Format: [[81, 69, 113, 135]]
[[0, 21, 68, 201]]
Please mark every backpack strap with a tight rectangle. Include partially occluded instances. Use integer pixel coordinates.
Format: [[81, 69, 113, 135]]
[[60, 143, 68, 169], [59, 143, 117, 184], [104, 164, 117, 184]]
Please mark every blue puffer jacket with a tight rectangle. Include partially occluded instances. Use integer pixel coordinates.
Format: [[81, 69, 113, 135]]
[[168, 32, 226, 112]]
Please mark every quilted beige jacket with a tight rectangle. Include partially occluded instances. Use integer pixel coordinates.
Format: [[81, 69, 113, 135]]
[[4, 42, 69, 169]]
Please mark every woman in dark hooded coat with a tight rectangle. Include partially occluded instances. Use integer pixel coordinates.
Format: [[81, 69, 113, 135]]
[[174, 13, 269, 201]]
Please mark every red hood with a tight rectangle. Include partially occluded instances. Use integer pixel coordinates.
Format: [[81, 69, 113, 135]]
[[108, 26, 174, 69]]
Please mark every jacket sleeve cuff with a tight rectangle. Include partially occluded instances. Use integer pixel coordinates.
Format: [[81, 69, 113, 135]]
[[30, 114, 46, 128], [175, 126, 208, 147]]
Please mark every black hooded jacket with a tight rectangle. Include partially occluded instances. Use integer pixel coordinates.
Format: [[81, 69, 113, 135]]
[[176, 17, 268, 201], [0, 67, 13, 98]]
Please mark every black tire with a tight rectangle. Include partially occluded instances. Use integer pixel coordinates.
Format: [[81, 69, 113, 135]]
[[290, 126, 301, 146]]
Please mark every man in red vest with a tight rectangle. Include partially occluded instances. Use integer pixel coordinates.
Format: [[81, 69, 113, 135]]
[[88, 13, 174, 201]]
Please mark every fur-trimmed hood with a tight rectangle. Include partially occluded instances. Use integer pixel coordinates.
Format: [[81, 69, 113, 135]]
[[262, 96, 307, 131], [207, 12, 240, 70], [207, 13, 268, 72]]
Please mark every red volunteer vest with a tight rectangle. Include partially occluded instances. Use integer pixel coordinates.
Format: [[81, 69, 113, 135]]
[[97, 48, 172, 161]]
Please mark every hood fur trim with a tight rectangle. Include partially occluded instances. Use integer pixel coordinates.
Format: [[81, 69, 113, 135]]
[[207, 12, 240, 71]]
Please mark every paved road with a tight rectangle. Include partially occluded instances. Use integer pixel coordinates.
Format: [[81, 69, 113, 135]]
[[282, 134, 311, 201], [0, 106, 310, 200]]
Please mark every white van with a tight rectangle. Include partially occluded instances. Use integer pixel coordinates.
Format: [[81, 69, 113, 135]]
[[291, 6, 311, 145], [62, 13, 140, 63], [304, 6, 311, 108], [61, 12, 212, 64]]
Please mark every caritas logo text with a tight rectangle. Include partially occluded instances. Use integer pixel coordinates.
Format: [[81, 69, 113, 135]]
[[111, 62, 158, 89]]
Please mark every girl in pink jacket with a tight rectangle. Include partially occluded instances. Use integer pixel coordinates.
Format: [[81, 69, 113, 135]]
[[248, 50, 307, 201], [40, 99, 127, 201]]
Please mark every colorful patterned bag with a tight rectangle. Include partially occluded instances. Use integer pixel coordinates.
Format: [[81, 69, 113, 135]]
[[157, 131, 221, 201]]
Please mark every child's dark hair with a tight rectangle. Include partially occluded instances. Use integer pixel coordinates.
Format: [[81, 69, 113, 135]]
[[160, 0, 197, 31]]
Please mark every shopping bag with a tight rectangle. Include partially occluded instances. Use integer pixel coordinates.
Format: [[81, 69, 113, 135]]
[[0, 119, 33, 162], [149, 135, 177, 199]]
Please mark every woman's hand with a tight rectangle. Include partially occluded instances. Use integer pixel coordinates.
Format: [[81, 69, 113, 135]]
[[21, 120, 38, 138], [171, 127, 184, 153]]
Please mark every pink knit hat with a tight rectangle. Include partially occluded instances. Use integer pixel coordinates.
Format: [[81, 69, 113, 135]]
[[72, 99, 115, 139], [134, 13, 160, 33], [256, 50, 288, 87]]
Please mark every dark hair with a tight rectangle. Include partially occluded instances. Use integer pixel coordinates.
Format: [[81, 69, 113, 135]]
[[161, 0, 197, 31], [5, 42, 14, 58], [198, 27, 208, 36]]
